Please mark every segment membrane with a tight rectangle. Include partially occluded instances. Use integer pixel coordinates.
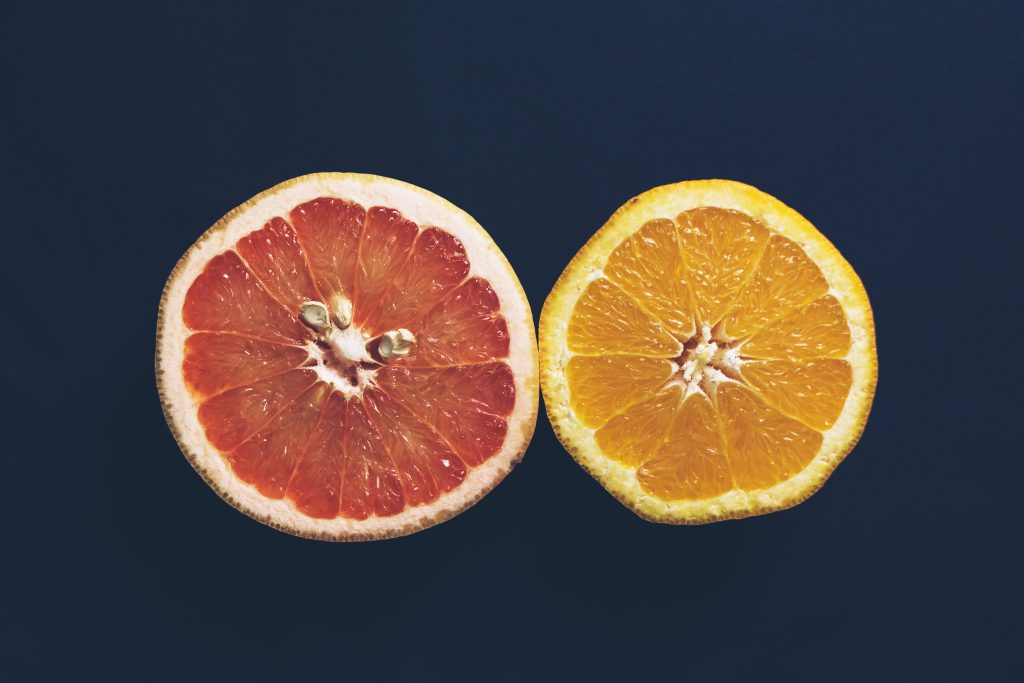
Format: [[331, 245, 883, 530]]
[[229, 383, 330, 498], [236, 217, 322, 311], [183, 251, 308, 343], [717, 234, 829, 341], [566, 355, 674, 429], [398, 277, 510, 367], [352, 206, 418, 326], [376, 363, 515, 466], [714, 382, 822, 490], [676, 207, 769, 327], [594, 385, 683, 468], [604, 218, 695, 338], [340, 400, 405, 519], [741, 295, 851, 360], [637, 392, 732, 500], [289, 197, 365, 300], [360, 227, 470, 335], [363, 389, 468, 507], [286, 391, 347, 518], [198, 369, 318, 451], [568, 279, 680, 356], [741, 358, 852, 431], [184, 332, 308, 398]]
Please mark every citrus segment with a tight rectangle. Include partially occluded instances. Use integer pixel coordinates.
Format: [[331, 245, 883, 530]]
[[182, 251, 308, 343], [289, 197, 365, 299], [340, 399, 405, 519], [636, 392, 732, 501], [540, 179, 876, 523], [565, 355, 674, 428], [286, 391, 347, 518], [399, 277, 510, 367], [567, 278, 680, 356], [741, 295, 851, 360], [360, 227, 471, 335], [717, 234, 829, 341], [197, 369, 318, 451], [352, 206, 418, 327], [363, 389, 468, 506], [676, 207, 769, 327], [236, 217, 322, 311], [183, 333, 308, 398], [376, 363, 515, 466], [604, 218, 695, 338], [158, 173, 538, 540], [715, 382, 823, 490], [741, 358, 852, 431], [229, 382, 330, 498], [594, 386, 683, 468]]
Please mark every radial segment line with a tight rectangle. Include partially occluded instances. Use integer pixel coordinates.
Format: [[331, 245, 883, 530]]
[[229, 247, 314, 334], [732, 293, 841, 355], [280, 388, 336, 504], [700, 226, 772, 330], [361, 225, 472, 332], [601, 250, 696, 343], [373, 268, 474, 334], [373, 373, 501, 467], [599, 277, 684, 353], [400, 357, 510, 369], [290, 203, 366, 302], [360, 394, 418, 511], [352, 209, 418, 320], [219, 374, 318, 454], [700, 384, 737, 492], [334, 399, 352, 518], [197, 365, 311, 402], [292, 218, 331, 305], [187, 330, 307, 349], [587, 379, 681, 431], [736, 374, 835, 433]]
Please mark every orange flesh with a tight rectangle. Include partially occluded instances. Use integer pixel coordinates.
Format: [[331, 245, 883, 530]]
[[566, 207, 852, 500], [181, 198, 514, 519]]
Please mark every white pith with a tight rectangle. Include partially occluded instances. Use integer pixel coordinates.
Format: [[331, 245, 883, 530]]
[[541, 179, 877, 523], [158, 173, 539, 540]]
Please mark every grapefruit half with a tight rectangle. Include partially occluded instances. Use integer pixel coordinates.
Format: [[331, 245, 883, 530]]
[[157, 173, 538, 540]]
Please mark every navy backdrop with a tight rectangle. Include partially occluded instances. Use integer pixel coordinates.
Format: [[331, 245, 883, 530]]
[[3, 1, 1021, 680]]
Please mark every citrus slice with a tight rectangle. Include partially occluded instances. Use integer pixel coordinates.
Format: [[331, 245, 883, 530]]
[[157, 173, 538, 540], [540, 180, 876, 523]]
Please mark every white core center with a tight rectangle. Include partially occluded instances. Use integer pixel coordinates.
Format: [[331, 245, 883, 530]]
[[678, 325, 743, 396], [306, 324, 378, 398]]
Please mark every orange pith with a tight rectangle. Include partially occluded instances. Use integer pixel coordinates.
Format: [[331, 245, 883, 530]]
[[180, 197, 515, 521], [565, 206, 854, 502]]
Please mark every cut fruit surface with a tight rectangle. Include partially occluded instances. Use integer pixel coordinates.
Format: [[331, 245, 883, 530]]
[[157, 173, 538, 540], [540, 180, 876, 523]]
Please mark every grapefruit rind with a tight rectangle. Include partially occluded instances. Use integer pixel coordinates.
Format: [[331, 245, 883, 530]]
[[539, 179, 877, 524], [157, 173, 538, 540]]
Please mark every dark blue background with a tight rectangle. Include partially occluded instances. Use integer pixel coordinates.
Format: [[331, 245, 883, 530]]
[[3, 1, 1021, 680]]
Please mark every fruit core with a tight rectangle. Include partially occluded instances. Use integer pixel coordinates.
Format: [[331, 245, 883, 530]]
[[673, 325, 742, 395], [563, 204, 855, 501], [300, 297, 415, 398]]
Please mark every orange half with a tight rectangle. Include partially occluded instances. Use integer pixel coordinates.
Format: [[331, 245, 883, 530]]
[[540, 180, 876, 523]]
